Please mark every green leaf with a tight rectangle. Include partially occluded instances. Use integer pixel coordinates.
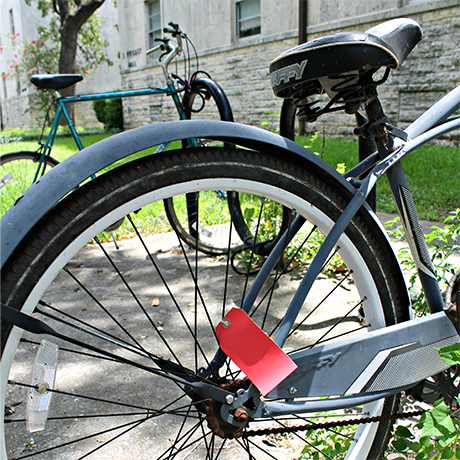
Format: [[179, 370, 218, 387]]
[[410, 441, 421, 451], [442, 447, 455, 459], [392, 438, 409, 453], [395, 425, 413, 439], [416, 451, 428, 460], [436, 343, 460, 366], [418, 399, 456, 438], [243, 207, 255, 224]]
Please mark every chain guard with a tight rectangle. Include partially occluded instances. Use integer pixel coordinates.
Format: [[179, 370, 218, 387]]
[[205, 368, 459, 439]]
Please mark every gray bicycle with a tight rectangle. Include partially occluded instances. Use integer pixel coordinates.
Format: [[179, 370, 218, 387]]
[[1, 17, 459, 460]]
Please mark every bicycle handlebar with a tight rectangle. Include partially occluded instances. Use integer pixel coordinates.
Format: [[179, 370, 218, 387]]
[[144, 23, 187, 84], [145, 22, 183, 60], [164, 21, 181, 36]]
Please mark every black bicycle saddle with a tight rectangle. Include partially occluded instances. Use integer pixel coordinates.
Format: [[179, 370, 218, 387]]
[[30, 74, 83, 91], [270, 18, 422, 99]]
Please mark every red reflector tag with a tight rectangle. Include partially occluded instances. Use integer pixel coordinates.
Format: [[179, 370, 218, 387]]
[[215, 308, 297, 396]]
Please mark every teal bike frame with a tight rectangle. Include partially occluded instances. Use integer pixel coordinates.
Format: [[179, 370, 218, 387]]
[[32, 82, 187, 183], [32, 25, 198, 183]]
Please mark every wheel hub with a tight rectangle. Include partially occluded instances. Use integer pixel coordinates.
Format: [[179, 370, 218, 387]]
[[205, 379, 251, 439]]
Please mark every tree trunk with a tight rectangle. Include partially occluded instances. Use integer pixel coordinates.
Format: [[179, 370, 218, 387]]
[[59, 25, 79, 104], [56, 0, 105, 120]]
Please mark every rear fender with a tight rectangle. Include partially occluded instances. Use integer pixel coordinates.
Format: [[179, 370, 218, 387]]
[[0, 119, 408, 317]]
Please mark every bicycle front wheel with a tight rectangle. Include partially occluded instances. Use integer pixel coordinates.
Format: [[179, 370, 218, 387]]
[[2, 146, 407, 460], [0, 151, 59, 218], [166, 78, 292, 256]]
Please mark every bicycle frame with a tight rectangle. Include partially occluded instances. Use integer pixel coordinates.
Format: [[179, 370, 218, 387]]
[[245, 85, 460, 350], [32, 33, 190, 183], [1, 82, 459, 423], [218, 85, 460, 420], [33, 84, 185, 182]]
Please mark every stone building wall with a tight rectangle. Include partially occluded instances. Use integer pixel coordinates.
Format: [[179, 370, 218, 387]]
[[1, 95, 31, 130], [120, 0, 459, 146], [0, 0, 121, 131]]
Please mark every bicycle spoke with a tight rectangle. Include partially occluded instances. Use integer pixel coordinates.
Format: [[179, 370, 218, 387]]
[[14, 416, 153, 459], [7, 380, 197, 417], [241, 198, 266, 303], [310, 298, 366, 347], [77, 415, 153, 460], [128, 214, 216, 374], [93, 236, 182, 365], [175, 237, 222, 370], [287, 271, 354, 338], [36, 300, 153, 363], [60, 269, 151, 354], [259, 213, 295, 330], [289, 298, 367, 354], [157, 419, 205, 460], [248, 223, 318, 322], [236, 436, 275, 460]]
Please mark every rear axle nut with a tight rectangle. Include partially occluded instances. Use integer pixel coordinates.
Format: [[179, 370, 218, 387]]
[[233, 407, 249, 423]]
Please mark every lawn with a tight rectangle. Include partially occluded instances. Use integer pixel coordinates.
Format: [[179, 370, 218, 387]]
[[1, 130, 458, 222], [298, 135, 459, 222], [0, 132, 115, 162]]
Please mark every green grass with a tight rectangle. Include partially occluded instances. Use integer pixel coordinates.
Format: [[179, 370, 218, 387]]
[[0, 133, 115, 162], [0, 132, 184, 219], [298, 135, 459, 222], [1, 131, 457, 230]]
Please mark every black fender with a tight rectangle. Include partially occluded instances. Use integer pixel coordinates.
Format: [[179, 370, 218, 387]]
[[0, 119, 404, 310]]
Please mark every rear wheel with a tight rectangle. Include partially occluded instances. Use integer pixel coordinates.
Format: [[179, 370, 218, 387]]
[[0, 151, 58, 218], [1, 147, 407, 459]]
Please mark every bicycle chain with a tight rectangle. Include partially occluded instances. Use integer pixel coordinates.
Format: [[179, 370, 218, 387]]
[[239, 409, 427, 438], [205, 378, 431, 439]]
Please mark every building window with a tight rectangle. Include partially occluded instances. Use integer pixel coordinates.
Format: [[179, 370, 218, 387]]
[[148, 1, 161, 50], [9, 9, 15, 36], [236, 0, 261, 39]]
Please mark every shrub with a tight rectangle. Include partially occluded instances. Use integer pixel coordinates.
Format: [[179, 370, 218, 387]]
[[92, 98, 123, 131]]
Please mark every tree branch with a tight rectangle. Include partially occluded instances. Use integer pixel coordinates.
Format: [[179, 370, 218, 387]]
[[56, 0, 69, 22]]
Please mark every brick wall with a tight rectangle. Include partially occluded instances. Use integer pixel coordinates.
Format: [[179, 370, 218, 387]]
[[1, 95, 32, 129], [121, 4, 459, 146]]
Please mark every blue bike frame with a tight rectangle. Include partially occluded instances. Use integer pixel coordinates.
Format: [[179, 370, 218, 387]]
[[33, 82, 187, 183]]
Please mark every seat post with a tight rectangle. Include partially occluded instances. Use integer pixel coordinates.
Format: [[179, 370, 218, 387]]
[[355, 112, 377, 211]]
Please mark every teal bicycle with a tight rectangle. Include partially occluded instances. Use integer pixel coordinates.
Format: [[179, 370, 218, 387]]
[[0, 23, 278, 255]]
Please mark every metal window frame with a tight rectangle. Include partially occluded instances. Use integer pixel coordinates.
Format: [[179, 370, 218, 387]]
[[236, 0, 261, 39], [147, 0, 161, 46], [147, 0, 161, 62], [9, 9, 15, 36]]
